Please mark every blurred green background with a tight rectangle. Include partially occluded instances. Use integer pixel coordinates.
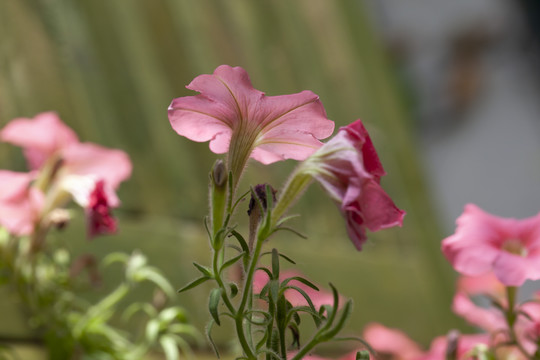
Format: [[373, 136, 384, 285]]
[[0, 0, 464, 357]]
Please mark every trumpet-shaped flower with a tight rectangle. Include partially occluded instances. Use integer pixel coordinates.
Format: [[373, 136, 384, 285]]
[[442, 204, 540, 286], [0, 112, 131, 237], [294, 119, 405, 250], [168, 65, 334, 179]]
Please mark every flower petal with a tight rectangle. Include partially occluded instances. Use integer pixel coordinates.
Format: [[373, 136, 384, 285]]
[[0, 112, 78, 169], [0, 171, 43, 235], [168, 65, 334, 165], [61, 143, 132, 190]]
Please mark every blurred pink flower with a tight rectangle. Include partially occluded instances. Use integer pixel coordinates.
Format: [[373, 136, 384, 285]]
[[452, 274, 507, 334], [419, 333, 489, 360], [303, 120, 405, 250], [442, 204, 540, 286], [253, 269, 343, 311], [363, 323, 423, 360], [0, 112, 131, 237], [0, 171, 43, 236], [0, 112, 78, 170], [168, 65, 334, 177], [456, 272, 505, 299], [452, 292, 505, 333]]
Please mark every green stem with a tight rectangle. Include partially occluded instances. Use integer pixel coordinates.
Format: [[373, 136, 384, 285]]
[[272, 172, 313, 227], [505, 286, 530, 358], [235, 230, 266, 359], [212, 246, 255, 358]]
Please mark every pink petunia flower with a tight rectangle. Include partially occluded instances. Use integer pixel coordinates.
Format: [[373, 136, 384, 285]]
[[442, 204, 540, 286], [0, 112, 131, 237], [451, 273, 507, 333], [0, 171, 44, 236], [297, 119, 405, 250], [363, 323, 424, 360], [168, 65, 334, 179], [0, 112, 78, 170], [418, 333, 490, 360]]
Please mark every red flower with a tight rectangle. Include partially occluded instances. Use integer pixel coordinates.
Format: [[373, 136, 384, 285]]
[[86, 180, 117, 239], [303, 120, 405, 250]]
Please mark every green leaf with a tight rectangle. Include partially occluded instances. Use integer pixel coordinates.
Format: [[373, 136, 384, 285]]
[[281, 276, 319, 291], [271, 248, 279, 280], [209, 288, 223, 326], [122, 302, 156, 321], [133, 267, 175, 297], [177, 276, 210, 293], [281, 286, 319, 326], [272, 226, 307, 239], [158, 307, 187, 324], [193, 262, 213, 278], [102, 252, 129, 267], [206, 319, 220, 358], [219, 252, 246, 274], [146, 319, 160, 343], [204, 216, 211, 239], [269, 279, 279, 304], [230, 230, 249, 254], [275, 214, 301, 227], [160, 335, 180, 360]]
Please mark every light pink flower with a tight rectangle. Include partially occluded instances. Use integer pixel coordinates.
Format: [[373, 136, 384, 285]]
[[302, 120, 405, 250], [452, 292, 505, 333], [253, 269, 343, 311], [456, 272, 505, 299], [363, 323, 423, 360], [168, 65, 334, 177], [0, 112, 78, 170], [442, 204, 540, 286], [419, 333, 489, 360], [0, 171, 43, 236], [1, 112, 131, 237]]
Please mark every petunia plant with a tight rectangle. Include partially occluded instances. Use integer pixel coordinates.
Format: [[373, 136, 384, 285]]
[[0, 113, 198, 359], [170, 65, 404, 359]]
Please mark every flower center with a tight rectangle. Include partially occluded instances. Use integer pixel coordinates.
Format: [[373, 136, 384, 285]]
[[501, 239, 528, 257]]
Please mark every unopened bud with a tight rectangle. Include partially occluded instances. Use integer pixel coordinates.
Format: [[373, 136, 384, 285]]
[[212, 160, 227, 188], [247, 184, 277, 216], [210, 160, 228, 237]]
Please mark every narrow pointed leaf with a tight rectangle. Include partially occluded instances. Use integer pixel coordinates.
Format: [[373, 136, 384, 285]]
[[230, 230, 249, 254], [209, 288, 223, 326], [219, 252, 246, 274], [177, 276, 210, 293], [206, 319, 220, 358], [193, 262, 213, 278], [160, 335, 180, 360], [281, 276, 319, 291], [271, 248, 279, 279]]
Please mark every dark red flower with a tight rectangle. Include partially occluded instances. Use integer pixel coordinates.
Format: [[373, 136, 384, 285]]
[[86, 180, 117, 239]]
